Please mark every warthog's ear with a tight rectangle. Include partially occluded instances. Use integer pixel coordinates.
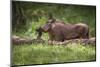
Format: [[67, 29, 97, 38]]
[[50, 18, 56, 23], [48, 14, 56, 23], [47, 18, 56, 23], [48, 13, 53, 19]]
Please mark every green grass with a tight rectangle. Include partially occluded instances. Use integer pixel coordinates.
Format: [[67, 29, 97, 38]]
[[12, 43, 96, 65]]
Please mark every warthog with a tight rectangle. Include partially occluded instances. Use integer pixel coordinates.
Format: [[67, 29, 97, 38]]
[[36, 18, 89, 42]]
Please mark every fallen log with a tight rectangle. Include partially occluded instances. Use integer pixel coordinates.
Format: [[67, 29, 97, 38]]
[[12, 35, 45, 45], [48, 37, 96, 46], [12, 35, 95, 45]]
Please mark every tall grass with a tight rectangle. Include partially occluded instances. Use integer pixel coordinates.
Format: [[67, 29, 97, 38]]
[[12, 43, 96, 65]]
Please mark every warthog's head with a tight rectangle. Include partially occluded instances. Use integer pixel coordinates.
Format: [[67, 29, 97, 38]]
[[41, 18, 56, 32]]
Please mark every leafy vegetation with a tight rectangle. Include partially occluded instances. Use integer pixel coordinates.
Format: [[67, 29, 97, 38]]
[[12, 1, 96, 66]]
